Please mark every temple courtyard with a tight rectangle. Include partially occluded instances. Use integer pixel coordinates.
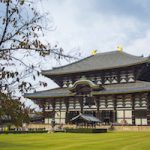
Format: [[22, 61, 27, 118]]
[[0, 132, 150, 150]]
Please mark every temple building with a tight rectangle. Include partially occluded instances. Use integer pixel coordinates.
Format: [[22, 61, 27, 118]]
[[25, 51, 150, 126]]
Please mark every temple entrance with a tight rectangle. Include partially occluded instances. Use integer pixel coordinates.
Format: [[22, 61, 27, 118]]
[[84, 111, 96, 117], [67, 79, 104, 124], [101, 110, 113, 125]]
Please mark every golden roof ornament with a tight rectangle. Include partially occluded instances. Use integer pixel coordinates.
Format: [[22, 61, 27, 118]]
[[91, 49, 97, 55], [117, 45, 123, 52]]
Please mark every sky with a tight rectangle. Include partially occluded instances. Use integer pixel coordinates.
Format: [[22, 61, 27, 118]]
[[2, 0, 150, 109], [36, 0, 150, 57]]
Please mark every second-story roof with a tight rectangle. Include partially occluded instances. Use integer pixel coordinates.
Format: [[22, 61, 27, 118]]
[[24, 81, 150, 99]]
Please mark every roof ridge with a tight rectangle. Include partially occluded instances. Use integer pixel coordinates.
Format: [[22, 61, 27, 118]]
[[97, 50, 148, 59]]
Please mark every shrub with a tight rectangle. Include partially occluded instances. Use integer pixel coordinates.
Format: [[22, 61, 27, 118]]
[[0, 130, 48, 134], [65, 128, 107, 133]]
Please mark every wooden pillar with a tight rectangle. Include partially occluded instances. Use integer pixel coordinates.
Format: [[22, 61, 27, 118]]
[[105, 96, 108, 109], [122, 95, 127, 123], [101, 71, 105, 85], [113, 95, 117, 123], [41, 101, 46, 123], [52, 99, 56, 120], [122, 95, 125, 108], [99, 110, 102, 121], [64, 98, 69, 124], [94, 97, 100, 119], [132, 94, 135, 125], [117, 70, 121, 84], [147, 93, 150, 125], [97, 96, 103, 120], [79, 97, 83, 113], [133, 67, 137, 81]]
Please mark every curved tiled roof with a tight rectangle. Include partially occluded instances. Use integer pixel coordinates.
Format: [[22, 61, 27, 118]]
[[25, 81, 150, 99], [24, 87, 73, 99], [42, 51, 149, 76], [71, 114, 101, 123]]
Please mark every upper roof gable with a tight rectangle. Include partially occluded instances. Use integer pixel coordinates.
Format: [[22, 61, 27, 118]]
[[42, 51, 150, 76]]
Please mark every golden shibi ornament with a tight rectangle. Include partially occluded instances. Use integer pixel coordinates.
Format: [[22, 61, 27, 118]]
[[91, 49, 97, 55], [117, 45, 123, 52]]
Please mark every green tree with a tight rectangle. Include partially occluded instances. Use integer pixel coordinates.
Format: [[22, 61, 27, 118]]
[[0, 92, 34, 127]]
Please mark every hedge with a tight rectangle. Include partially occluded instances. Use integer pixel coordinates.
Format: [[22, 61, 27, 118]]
[[0, 130, 48, 134], [65, 128, 107, 133]]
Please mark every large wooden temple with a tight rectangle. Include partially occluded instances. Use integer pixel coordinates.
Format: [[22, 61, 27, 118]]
[[25, 51, 150, 126]]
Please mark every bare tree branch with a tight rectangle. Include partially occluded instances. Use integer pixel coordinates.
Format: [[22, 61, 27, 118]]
[[0, 1, 9, 45]]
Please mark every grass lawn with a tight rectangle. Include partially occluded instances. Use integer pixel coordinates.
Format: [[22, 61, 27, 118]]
[[0, 132, 150, 150]]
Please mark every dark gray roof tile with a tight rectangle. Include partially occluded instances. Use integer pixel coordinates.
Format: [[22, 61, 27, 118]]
[[25, 81, 150, 99], [42, 51, 149, 75]]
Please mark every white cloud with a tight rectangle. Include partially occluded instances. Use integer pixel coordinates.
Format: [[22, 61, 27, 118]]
[[126, 30, 150, 56], [36, 0, 150, 57]]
